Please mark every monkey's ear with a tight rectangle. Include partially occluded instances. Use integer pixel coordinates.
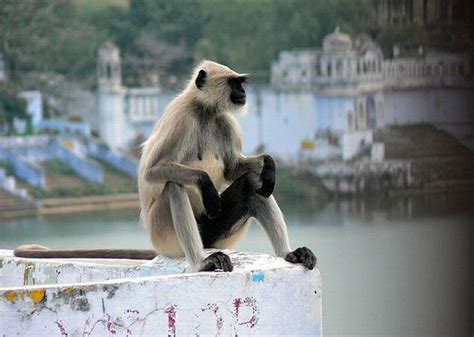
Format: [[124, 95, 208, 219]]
[[239, 74, 251, 82], [195, 69, 207, 89]]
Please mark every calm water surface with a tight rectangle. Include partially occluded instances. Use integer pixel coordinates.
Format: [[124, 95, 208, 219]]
[[1, 193, 472, 337]]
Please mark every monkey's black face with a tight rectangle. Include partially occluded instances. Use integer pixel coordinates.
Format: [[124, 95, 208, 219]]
[[229, 77, 246, 106]]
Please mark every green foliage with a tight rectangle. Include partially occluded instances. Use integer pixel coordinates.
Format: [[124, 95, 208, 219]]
[[0, 160, 14, 176], [0, 0, 105, 83], [44, 160, 76, 176], [0, 83, 28, 134], [199, 0, 375, 78], [31, 158, 137, 198], [0, 0, 376, 84], [376, 24, 429, 56]]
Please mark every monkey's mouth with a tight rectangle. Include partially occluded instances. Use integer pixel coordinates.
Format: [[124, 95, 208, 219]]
[[231, 95, 246, 105]]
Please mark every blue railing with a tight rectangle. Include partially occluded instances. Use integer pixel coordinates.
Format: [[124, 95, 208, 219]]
[[87, 141, 138, 178], [0, 148, 45, 188]]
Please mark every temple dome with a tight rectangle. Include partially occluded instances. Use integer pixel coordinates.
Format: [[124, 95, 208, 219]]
[[323, 27, 352, 53]]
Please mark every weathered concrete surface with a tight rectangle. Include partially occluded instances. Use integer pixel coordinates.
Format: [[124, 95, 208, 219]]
[[0, 250, 322, 336]]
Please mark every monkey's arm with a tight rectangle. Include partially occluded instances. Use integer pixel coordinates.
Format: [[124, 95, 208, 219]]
[[145, 162, 220, 217], [226, 155, 276, 198]]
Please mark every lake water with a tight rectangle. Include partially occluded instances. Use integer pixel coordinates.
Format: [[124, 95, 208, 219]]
[[1, 193, 472, 337]]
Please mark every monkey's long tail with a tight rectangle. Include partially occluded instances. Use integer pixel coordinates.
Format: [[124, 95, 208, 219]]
[[13, 244, 157, 260]]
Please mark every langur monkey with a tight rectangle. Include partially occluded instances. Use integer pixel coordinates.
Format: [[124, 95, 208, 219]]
[[138, 60, 315, 272], [14, 61, 316, 272]]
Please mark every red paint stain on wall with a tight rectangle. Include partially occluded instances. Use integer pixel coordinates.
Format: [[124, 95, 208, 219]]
[[164, 304, 177, 337], [201, 303, 223, 333], [54, 320, 68, 337], [233, 297, 259, 329], [106, 315, 117, 335]]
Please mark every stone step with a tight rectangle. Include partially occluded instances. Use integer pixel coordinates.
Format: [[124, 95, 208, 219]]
[[0, 188, 36, 214]]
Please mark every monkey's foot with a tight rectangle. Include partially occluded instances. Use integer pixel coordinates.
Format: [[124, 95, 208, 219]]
[[284, 247, 316, 270], [199, 252, 234, 272]]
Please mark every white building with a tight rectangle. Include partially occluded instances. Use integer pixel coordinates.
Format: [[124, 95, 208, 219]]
[[268, 28, 386, 159], [94, 30, 472, 161], [19, 91, 43, 130], [96, 41, 162, 150], [268, 27, 473, 159]]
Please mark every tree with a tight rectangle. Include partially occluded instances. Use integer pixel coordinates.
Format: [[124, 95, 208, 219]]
[[0, 0, 105, 85], [198, 0, 375, 79], [0, 84, 28, 135]]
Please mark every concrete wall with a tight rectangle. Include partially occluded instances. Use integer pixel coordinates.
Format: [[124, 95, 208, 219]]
[[0, 168, 31, 201], [238, 88, 316, 159], [97, 90, 127, 150], [315, 95, 354, 131], [383, 88, 474, 139], [341, 130, 373, 160], [0, 250, 322, 336], [19, 90, 43, 129], [41, 119, 91, 137]]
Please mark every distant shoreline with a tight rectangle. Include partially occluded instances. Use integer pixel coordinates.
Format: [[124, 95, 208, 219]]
[[39, 193, 139, 215]]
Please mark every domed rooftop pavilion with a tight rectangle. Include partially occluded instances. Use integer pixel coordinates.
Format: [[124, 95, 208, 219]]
[[323, 26, 353, 54]]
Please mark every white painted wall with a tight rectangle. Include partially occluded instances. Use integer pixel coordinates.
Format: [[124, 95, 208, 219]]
[[383, 88, 474, 139], [341, 130, 373, 160], [19, 91, 43, 129], [0, 250, 322, 336], [97, 90, 127, 150], [239, 88, 316, 159]]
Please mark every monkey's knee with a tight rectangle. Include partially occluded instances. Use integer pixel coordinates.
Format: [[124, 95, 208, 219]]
[[234, 171, 262, 198]]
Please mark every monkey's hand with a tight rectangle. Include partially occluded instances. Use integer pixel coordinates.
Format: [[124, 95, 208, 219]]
[[198, 173, 221, 218], [256, 154, 275, 198], [284, 247, 317, 270], [199, 252, 233, 272]]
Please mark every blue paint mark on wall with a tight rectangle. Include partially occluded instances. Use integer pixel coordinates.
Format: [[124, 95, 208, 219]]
[[251, 272, 265, 282], [139, 267, 153, 277]]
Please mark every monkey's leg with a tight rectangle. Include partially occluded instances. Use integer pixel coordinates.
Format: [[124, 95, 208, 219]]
[[166, 182, 232, 272], [249, 194, 317, 270], [197, 171, 259, 248]]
